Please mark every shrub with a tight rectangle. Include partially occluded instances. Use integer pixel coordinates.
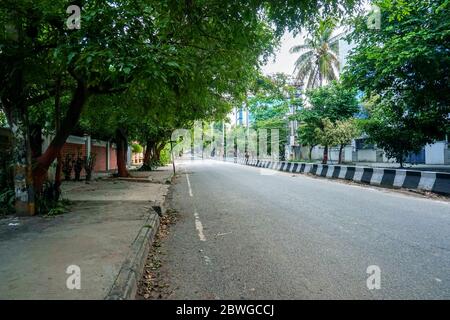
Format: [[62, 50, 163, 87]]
[[159, 145, 171, 166], [0, 188, 15, 216]]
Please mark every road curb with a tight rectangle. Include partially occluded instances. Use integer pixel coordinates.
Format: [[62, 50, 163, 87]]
[[226, 158, 450, 196], [105, 208, 160, 300]]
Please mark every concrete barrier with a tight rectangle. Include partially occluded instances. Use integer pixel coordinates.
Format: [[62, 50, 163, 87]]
[[360, 168, 374, 184], [304, 163, 312, 174], [353, 167, 364, 183], [418, 172, 436, 191], [380, 169, 396, 187], [338, 166, 347, 179], [402, 171, 421, 189], [326, 165, 335, 178], [345, 167, 356, 180], [226, 158, 450, 196], [370, 168, 384, 186], [433, 173, 450, 195]]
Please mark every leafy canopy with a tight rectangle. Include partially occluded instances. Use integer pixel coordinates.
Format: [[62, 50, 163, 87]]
[[296, 80, 359, 148], [342, 0, 450, 161]]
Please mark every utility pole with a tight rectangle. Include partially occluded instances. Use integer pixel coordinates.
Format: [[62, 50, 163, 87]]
[[170, 140, 176, 174], [222, 121, 225, 161]]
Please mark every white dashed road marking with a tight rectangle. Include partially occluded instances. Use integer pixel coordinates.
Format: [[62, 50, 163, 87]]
[[203, 256, 212, 265], [185, 169, 207, 242], [186, 172, 193, 197], [194, 212, 206, 241]]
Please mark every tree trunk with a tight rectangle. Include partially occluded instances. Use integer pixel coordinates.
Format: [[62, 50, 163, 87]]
[[32, 81, 88, 190], [338, 144, 344, 164], [116, 128, 129, 177], [11, 116, 35, 216], [152, 142, 166, 162], [8, 19, 35, 215], [309, 145, 314, 160], [143, 146, 151, 165], [322, 145, 328, 164], [143, 139, 155, 166], [54, 75, 62, 200], [319, 68, 323, 87], [151, 145, 159, 162]]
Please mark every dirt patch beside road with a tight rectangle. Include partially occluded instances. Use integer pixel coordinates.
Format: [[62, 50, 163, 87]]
[[136, 208, 178, 300]]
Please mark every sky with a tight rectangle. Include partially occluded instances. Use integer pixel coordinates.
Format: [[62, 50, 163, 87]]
[[262, 1, 372, 77], [261, 32, 304, 77], [261, 27, 348, 77]]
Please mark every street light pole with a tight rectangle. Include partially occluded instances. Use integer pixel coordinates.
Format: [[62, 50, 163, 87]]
[[222, 121, 225, 161], [170, 140, 176, 174]]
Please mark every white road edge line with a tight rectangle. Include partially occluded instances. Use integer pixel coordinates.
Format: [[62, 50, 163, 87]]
[[194, 212, 207, 241], [186, 172, 193, 197], [185, 168, 206, 241]]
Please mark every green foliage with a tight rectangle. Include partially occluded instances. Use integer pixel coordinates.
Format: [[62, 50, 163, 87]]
[[314, 118, 359, 148], [314, 118, 359, 163], [159, 144, 172, 166], [290, 17, 340, 88], [132, 143, 143, 154], [45, 198, 73, 217], [298, 122, 320, 159], [360, 101, 431, 166], [306, 81, 359, 121], [75, 0, 285, 158], [0, 0, 358, 142], [0, 0, 359, 213], [296, 81, 359, 149], [343, 0, 450, 160], [0, 111, 7, 127], [138, 159, 162, 171], [46, 205, 66, 217], [0, 188, 15, 216], [332, 119, 360, 147], [248, 74, 302, 159], [261, 0, 359, 35], [35, 183, 71, 216], [314, 119, 337, 148]]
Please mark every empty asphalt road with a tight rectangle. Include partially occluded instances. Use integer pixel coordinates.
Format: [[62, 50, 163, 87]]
[[159, 160, 450, 299]]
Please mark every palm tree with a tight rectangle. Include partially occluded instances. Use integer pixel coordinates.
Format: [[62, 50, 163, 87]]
[[290, 19, 340, 89]]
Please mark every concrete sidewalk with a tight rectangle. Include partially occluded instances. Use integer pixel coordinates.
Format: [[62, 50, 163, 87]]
[[0, 168, 172, 299]]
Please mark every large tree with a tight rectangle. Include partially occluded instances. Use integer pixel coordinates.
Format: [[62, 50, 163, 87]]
[[0, 0, 270, 212], [314, 118, 359, 163], [290, 18, 341, 88], [296, 80, 359, 163], [248, 74, 301, 160], [1, 0, 359, 215], [343, 0, 450, 165], [359, 98, 431, 167]]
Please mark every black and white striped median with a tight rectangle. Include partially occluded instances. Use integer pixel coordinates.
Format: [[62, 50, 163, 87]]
[[225, 158, 450, 196]]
